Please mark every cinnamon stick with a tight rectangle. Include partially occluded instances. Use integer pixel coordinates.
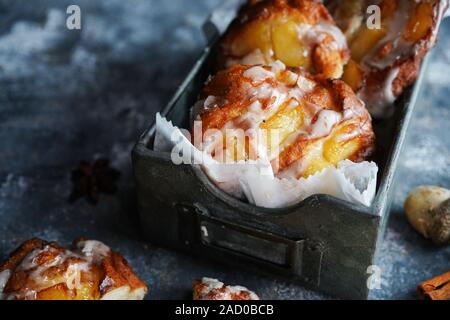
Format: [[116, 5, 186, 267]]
[[418, 270, 450, 300]]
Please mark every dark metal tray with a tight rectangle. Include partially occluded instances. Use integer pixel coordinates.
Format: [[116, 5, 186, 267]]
[[132, 10, 430, 299]]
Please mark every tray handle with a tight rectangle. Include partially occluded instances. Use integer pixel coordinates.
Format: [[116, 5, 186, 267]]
[[176, 203, 323, 287]]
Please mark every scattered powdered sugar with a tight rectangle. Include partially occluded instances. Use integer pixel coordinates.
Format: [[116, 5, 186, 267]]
[[0, 174, 29, 199]]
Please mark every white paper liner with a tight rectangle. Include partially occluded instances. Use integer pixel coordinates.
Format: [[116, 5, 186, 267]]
[[154, 113, 378, 209]]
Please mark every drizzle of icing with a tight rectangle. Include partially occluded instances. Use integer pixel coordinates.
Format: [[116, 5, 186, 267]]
[[243, 66, 275, 82], [0, 270, 11, 300], [298, 22, 348, 51], [77, 239, 111, 264], [309, 110, 342, 139], [1, 240, 112, 300], [359, 67, 400, 118]]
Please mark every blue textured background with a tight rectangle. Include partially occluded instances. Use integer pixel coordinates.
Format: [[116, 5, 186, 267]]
[[0, 0, 448, 300]]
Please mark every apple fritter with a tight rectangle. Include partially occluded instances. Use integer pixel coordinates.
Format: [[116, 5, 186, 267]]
[[193, 61, 375, 180], [218, 0, 350, 79], [193, 278, 259, 300], [0, 238, 148, 300], [327, 0, 448, 117]]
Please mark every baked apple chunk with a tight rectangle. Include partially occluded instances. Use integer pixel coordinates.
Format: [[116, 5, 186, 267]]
[[219, 0, 350, 79]]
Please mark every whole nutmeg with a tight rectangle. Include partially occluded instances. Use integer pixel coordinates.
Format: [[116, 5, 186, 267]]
[[404, 186, 450, 245], [430, 199, 450, 245]]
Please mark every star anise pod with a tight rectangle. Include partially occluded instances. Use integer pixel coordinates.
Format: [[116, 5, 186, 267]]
[[69, 159, 120, 205]]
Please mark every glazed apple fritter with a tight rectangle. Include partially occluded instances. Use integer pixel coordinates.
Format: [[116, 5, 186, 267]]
[[0, 238, 148, 300], [219, 0, 350, 79], [327, 0, 449, 117], [193, 278, 259, 300], [192, 61, 375, 180]]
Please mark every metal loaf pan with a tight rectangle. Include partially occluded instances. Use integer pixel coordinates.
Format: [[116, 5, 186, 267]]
[[132, 5, 431, 299]]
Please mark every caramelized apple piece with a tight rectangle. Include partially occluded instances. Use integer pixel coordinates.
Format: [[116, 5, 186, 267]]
[[36, 284, 71, 300], [301, 143, 332, 178], [323, 122, 362, 164], [261, 100, 306, 145], [272, 19, 311, 68], [404, 2, 434, 43], [74, 283, 100, 300], [291, 122, 361, 178], [230, 20, 271, 59], [350, 25, 388, 62], [342, 59, 365, 91]]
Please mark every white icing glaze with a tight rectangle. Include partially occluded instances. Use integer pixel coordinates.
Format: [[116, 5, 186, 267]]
[[309, 110, 342, 139], [297, 74, 316, 92], [201, 277, 224, 290], [312, 23, 348, 50], [359, 67, 399, 118], [64, 263, 88, 290], [431, 0, 448, 44], [77, 239, 111, 263], [270, 60, 286, 74], [227, 285, 260, 300], [226, 48, 267, 67], [100, 275, 114, 292], [199, 278, 259, 300], [18, 245, 71, 272], [243, 66, 274, 82], [0, 269, 11, 300], [203, 96, 218, 110], [295, 21, 348, 52]]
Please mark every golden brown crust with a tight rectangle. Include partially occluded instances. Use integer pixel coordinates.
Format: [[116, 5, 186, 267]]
[[219, 0, 350, 79], [100, 251, 147, 296], [237, 0, 335, 24], [194, 62, 375, 178], [0, 238, 148, 300], [193, 278, 259, 300], [0, 238, 46, 272]]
